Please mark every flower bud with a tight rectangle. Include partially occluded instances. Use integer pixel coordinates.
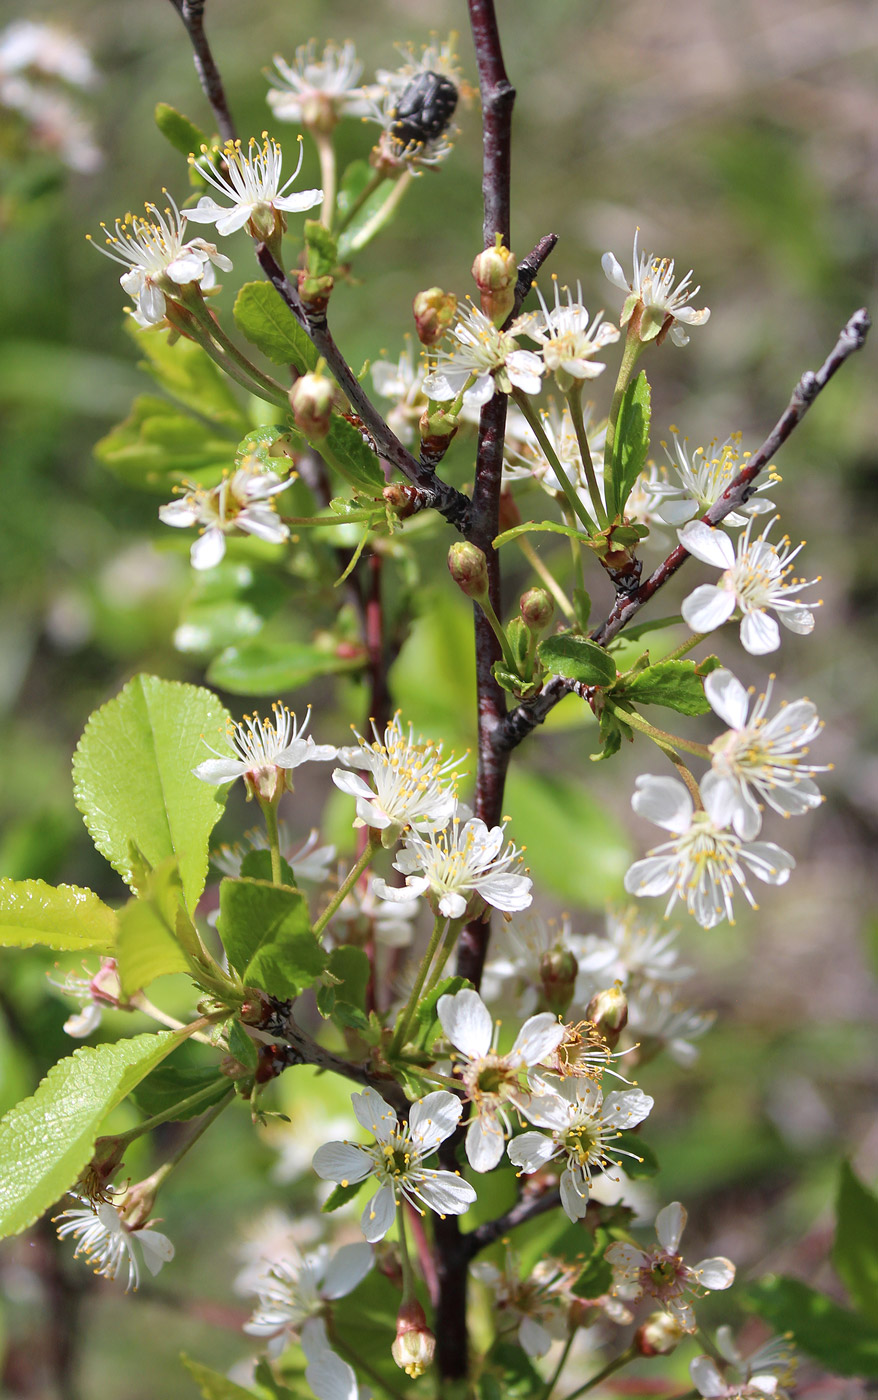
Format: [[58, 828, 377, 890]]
[[447, 542, 489, 602], [413, 287, 457, 347], [472, 235, 518, 325], [586, 981, 628, 1047], [391, 1299, 436, 1378], [289, 371, 335, 440], [520, 587, 554, 633], [539, 946, 578, 1018], [635, 1310, 686, 1356]]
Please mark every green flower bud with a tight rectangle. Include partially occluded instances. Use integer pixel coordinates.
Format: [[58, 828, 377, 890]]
[[539, 945, 578, 1017], [448, 542, 489, 602], [472, 234, 518, 325], [289, 371, 335, 439], [586, 981, 628, 1047], [520, 587, 554, 633]]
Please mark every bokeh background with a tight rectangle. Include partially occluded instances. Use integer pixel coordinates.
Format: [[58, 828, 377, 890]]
[[1, 0, 877, 1396]]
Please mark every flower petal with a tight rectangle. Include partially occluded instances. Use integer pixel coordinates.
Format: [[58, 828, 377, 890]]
[[682, 584, 736, 634], [321, 1243, 373, 1300], [740, 609, 780, 655], [438, 988, 493, 1058], [678, 520, 735, 568], [655, 1201, 687, 1252], [704, 668, 750, 729], [361, 1184, 395, 1242], [632, 774, 693, 833]]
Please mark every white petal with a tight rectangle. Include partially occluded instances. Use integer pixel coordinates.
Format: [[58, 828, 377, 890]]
[[740, 609, 780, 655], [510, 1012, 565, 1066], [656, 1201, 687, 1252], [159, 499, 200, 528], [632, 774, 693, 833], [559, 1167, 590, 1221], [276, 187, 324, 213], [602, 1088, 654, 1130], [62, 1002, 102, 1037], [321, 1243, 373, 1300], [138, 281, 167, 323], [312, 1141, 372, 1184], [136, 1228, 174, 1274], [699, 769, 739, 832], [476, 871, 533, 913], [351, 1086, 396, 1140], [183, 198, 226, 224], [693, 1255, 736, 1290], [409, 1091, 462, 1154], [739, 841, 795, 885], [361, 1184, 395, 1242], [704, 669, 749, 729], [682, 584, 736, 634], [466, 1113, 505, 1172], [779, 605, 815, 635], [438, 891, 468, 919], [507, 1131, 555, 1173], [331, 770, 374, 800], [192, 757, 246, 785], [371, 877, 427, 903], [519, 1315, 553, 1358], [415, 1169, 477, 1216], [678, 520, 736, 568], [601, 251, 630, 292], [624, 855, 677, 897], [438, 989, 493, 1058], [658, 498, 698, 525], [690, 1355, 726, 1397], [165, 250, 206, 284], [190, 528, 227, 570]]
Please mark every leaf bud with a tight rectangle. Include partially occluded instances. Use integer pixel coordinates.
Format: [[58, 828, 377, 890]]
[[585, 981, 628, 1047], [413, 286, 457, 346], [447, 542, 489, 603], [383, 482, 421, 519], [391, 1299, 436, 1378], [472, 234, 518, 325], [520, 587, 554, 633], [289, 370, 336, 440], [539, 946, 578, 1017], [635, 1310, 686, 1356]]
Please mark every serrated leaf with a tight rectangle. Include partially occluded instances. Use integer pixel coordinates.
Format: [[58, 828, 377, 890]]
[[745, 1275, 878, 1377], [73, 675, 230, 914], [619, 659, 710, 715], [538, 634, 617, 688], [94, 395, 234, 491], [0, 1030, 187, 1238], [132, 1064, 230, 1120], [217, 878, 325, 999], [608, 371, 651, 516], [207, 641, 362, 696], [154, 103, 210, 159], [127, 322, 248, 432], [833, 1162, 878, 1324], [322, 414, 384, 494], [233, 282, 318, 373], [182, 1356, 259, 1400], [115, 862, 193, 996], [0, 879, 116, 954]]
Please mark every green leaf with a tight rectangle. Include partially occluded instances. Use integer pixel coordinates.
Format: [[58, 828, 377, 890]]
[[415, 975, 468, 1029], [833, 1162, 878, 1323], [127, 322, 249, 432], [494, 520, 591, 550], [72, 675, 230, 914], [233, 281, 318, 373], [538, 634, 617, 688], [480, 1341, 543, 1400], [618, 659, 710, 715], [182, 1356, 260, 1400], [239, 850, 296, 886], [208, 641, 362, 696], [228, 1020, 259, 1072], [326, 946, 370, 1011], [572, 1252, 613, 1299], [506, 767, 630, 907], [616, 614, 683, 642], [304, 220, 337, 278], [592, 705, 630, 762], [0, 1031, 187, 1238], [115, 862, 193, 996], [132, 1064, 230, 1120], [608, 371, 651, 516], [607, 1132, 659, 1178], [94, 395, 234, 491], [322, 414, 384, 494], [217, 878, 326, 999], [322, 1180, 363, 1213], [337, 176, 401, 260], [0, 879, 116, 954], [745, 1275, 878, 1377], [154, 103, 210, 159]]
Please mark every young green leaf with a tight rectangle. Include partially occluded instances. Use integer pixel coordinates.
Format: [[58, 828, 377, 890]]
[[745, 1275, 878, 1377], [538, 634, 617, 688], [181, 1356, 261, 1400], [0, 1030, 189, 1239], [217, 878, 326, 999], [115, 862, 194, 996], [607, 370, 651, 517], [132, 1063, 231, 1120], [833, 1162, 878, 1324], [73, 676, 230, 915], [207, 640, 363, 697], [325, 946, 371, 1012], [154, 103, 210, 159], [616, 659, 711, 715], [127, 322, 248, 432], [303, 219, 337, 278], [0, 878, 116, 954], [337, 177, 402, 260], [94, 395, 235, 492], [321, 414, 384, 494], [233, 281, 318, 373]]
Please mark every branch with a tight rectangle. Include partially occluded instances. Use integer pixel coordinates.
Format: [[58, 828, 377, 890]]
[[496, 307, 871, 749], [264, 1001, 410, 1118], [255, 244, 471, 530], [469, 0, 516, 245], [465, 1185, 561, 1259], [511, 233, 559, 318], [167, 0, 236, 143]]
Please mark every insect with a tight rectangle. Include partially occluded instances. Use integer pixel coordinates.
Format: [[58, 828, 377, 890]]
[[389, 70, 458, 148]]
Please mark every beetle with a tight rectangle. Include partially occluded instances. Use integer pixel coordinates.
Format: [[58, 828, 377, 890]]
[[390, 70, 458, 148]]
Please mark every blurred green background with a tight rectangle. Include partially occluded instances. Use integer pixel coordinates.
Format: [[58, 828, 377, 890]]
[[1, 0, 877, 1396]]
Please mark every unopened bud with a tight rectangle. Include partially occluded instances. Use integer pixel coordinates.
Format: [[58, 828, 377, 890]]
[[383, 482, 421, 519], [413, 287, 457, 346], [297, 269, 334, 316], [539, 946, 578, 1018], [289, 371, 335, 440], [635, 1311, 686, 1356], [472, 234, 518, 324], [391, 1300, 436, 1378], [447, 542, 489, 602], [586, 981, 628, 1047], [520, 587, 554, 633]]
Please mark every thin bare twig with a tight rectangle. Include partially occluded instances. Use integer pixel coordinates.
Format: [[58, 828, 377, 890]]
[[465, 1186, 562, 1258], [166, 0, 237, 143], [497, 307, 871, 750]]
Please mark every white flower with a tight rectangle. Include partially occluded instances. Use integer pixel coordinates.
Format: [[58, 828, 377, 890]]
[[624, 774, 795, 928], [0, 79, 101, 172], [646, 430, 776, 527], [704, 668, 827, 839], [186, 134, 322, 237], [267, 42, 372, 128], [301, 1316, 366, 1400], [472, 1247, 577, 1357], [328, 871, 422, 950], [589, 907, 692, 992], [706, 1326, 798, 1400], [193, 703, 336, 792], [679, 517, 820, 655], [332, 712, 462, 845], [423, 303, 544, 409], [436, 988, 564, 1171], [54, 1196, 173, 1292], [371, 338, 428, 445], [89, 194, 232, 325], [159, 464, 293, 570], [312, 1088, 476, 1242], [517, 280, 620, 392], [243, 1242, 372, 1355], [48, 957, 121, 1038], [602, 229, 710, 345], [509, 1079, 654, 1221], [213, 825, 336, 883], [0, 20, 97, 88], [234, 1208, 321, 1296], [373, 813, 532, 921], [605, 1201, 734, 1331], [627, 986, 715, 1067]]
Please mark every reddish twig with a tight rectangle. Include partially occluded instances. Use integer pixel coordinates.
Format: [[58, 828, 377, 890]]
[[166, 0, 237, 143]]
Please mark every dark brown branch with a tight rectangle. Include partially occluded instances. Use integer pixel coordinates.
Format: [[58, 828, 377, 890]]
[[497, 307, 871, 750], [167, 0, 237, 144], [255, 244, 472, 530], [469, 0, 516, 245], [511, 233, 559, 318], [265, 1001, 410, 1117], [465, 1185, 561, 1259]]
